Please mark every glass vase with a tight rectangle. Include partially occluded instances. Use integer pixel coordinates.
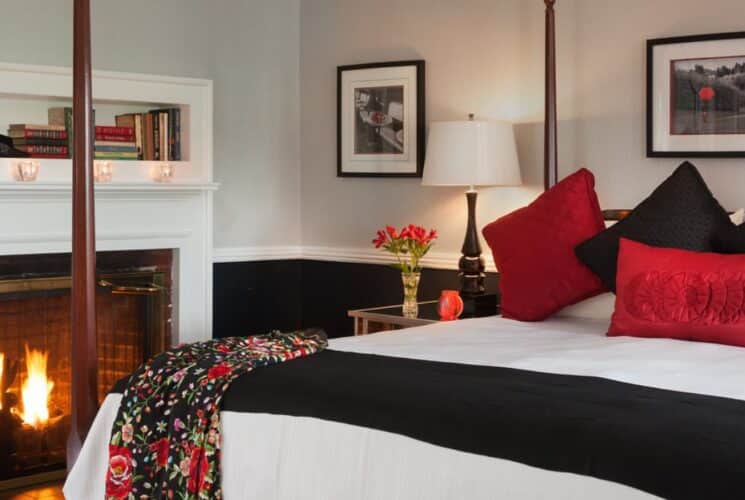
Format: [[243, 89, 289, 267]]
[[401, 272, 421, 318]]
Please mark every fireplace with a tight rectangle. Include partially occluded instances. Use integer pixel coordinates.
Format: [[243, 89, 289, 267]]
[[0, 250, 173, 489]]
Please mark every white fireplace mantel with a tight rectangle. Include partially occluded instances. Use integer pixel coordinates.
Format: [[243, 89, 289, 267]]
[[0, 62, 215, 344]]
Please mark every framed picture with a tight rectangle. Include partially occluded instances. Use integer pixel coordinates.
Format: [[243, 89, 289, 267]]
[[648, 31, 745, 157], [337, 60, 425, 177]]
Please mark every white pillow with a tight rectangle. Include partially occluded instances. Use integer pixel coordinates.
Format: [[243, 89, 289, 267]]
[[556, 293, 615, 320], [730, 208, 745, 226]]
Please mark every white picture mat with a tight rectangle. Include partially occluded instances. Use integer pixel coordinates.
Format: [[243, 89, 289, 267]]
[[341, 65, 418, 174], [652, 38, 745, 152]]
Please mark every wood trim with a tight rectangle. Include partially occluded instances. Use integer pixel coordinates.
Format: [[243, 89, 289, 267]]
[[601, 209, 633, 221], [68, 0, 98, 469], [544, 0, 558, 189]]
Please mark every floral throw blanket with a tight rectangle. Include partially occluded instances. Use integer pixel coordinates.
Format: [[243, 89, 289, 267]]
[[105, 329, 327, 500]]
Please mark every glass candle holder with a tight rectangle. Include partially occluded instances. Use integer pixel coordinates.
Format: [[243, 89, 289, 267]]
[[15, 160, 40, 182], [94, 161, 113, 183], [152, 163, 175, 183]]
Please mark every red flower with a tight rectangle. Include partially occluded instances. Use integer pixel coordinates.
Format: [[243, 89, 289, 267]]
[[187, 447, 210, 494], [372, 230, 388, 248], [207, 362, 232, 380], [149, 438, 170, 468], [399, 226, 412, 239], [106, 445, 133, 499], [427, 229, 438, 242], [385, 225, 398, 238], [216, 344, 231, 354]]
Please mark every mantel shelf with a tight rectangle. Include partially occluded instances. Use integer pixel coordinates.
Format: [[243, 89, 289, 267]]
[[0, 181, 219, 192]]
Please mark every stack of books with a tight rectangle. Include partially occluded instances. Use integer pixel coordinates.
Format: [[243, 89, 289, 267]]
[[8, 124, 69, 158], [117, 108, 181, 161], [95, 126, 138, 160]]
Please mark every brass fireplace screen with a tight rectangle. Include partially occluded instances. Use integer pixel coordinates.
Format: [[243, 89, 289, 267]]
[[0, 260, 171, 487]]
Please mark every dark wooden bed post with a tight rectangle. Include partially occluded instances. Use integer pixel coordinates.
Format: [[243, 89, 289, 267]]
[[67, 0, 98, 468], [544, 0, 558, 189]]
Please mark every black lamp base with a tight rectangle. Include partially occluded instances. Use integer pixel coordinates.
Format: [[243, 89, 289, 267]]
[[459, 190, 486, 296], [458, 255, 486, 295]]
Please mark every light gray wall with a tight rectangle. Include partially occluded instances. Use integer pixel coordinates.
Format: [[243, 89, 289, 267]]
[[572, 0, 745, 210], [0, 0, 301, 249], [300, 0, 745, 258], [3, 1, 744, 257], [299, 0, 558, 255]]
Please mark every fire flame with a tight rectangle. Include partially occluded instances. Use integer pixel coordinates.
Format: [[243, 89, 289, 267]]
[[21, 345, 53, 428]]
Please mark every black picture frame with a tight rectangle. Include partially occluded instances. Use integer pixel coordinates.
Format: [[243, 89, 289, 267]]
[[647, 31, 745, 158], [337, 60, 425, 177]]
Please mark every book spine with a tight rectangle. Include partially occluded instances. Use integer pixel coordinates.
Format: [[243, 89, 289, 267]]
[[135, 114, 144, 160], [161, 111, 169, 162], [9, 123, 66, 131], [64, 107, 73, 158], [12, 137, 68, 146], [173, 108, 181, 161], [10, 129, 68, 139], [95, 134, 135, 142], [95, 141, 137, 148], [17, 145, 69, 155], [152, 111, 160, 161], [25, 153, 69, 159], [94, 152, 139, 159], [94, 145, 139, 153], [94, 126, 134, 136]]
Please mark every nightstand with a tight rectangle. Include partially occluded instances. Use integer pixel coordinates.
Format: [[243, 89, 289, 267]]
[[348, 295, 498, 335]]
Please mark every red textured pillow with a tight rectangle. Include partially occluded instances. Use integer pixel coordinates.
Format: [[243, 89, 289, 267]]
[[482, 168, 606, 321], [610, 238, 745, 347]]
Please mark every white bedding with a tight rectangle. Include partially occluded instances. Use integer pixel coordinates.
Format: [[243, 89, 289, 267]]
[[65, 315, 745, 499]]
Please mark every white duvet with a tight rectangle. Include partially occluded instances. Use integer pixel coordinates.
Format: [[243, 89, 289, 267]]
[[65, 314, 745, 499]]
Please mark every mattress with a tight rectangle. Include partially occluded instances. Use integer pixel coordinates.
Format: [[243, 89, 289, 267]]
[[65, 315, 745, 499]]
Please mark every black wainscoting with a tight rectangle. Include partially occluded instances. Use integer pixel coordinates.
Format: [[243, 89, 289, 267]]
[[213, 260, 498, 339], [213, 260, 303, 338]]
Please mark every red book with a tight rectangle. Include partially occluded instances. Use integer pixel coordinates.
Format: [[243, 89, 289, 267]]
[[17, 145, 69, 155], [95, 126, 134, 136], [26, 153, 69, 159], [96, 134, 136, 142], [8, 129, 68, 139]]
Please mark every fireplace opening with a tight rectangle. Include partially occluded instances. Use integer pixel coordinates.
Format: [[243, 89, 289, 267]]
[[0, 250, 173, 490]]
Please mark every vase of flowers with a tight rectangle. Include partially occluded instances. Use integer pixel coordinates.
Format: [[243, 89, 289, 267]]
[[372, 224, 438, 318]]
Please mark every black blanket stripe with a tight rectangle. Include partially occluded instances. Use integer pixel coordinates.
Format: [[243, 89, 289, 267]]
[[115, 350, 745, 499]]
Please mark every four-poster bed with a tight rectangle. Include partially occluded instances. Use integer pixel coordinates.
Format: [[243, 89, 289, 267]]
[[65, 1, 745, 499], [69, 0, 98, 469]]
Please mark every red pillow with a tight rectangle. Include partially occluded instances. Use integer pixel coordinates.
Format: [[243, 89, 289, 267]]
[[610, 238, 745, 347], [482, 168, 606, 321]]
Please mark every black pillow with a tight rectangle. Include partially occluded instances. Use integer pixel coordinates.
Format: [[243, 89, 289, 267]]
[[575, 162, 731, 292], [714, 224, 745, 253]]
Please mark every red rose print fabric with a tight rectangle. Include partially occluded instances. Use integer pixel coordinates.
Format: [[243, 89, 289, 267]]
[[105, 330, 327, 499]]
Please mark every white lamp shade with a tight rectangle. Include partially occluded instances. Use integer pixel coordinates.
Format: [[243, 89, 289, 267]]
[[422, 120, 522, 187]]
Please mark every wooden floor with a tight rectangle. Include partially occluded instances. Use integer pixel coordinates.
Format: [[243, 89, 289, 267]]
[[0, 482, 64, 500]]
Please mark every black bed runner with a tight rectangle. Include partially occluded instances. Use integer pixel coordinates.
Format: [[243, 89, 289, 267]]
[[218, 349, 745, 499]]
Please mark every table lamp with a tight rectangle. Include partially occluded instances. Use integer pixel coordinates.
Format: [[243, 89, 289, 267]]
[[422, 115, 521, 295]]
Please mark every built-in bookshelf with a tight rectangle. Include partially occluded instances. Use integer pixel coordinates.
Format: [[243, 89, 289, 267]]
[[0, 62, 217, 344], [0, 62, 214, 188]]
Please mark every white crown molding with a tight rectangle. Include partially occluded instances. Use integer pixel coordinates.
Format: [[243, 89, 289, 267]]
[[212, 246, 303, 263], [212, 245, 497, 272]]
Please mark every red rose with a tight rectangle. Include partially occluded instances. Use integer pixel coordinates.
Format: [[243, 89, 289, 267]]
[[216, 344, 231, 353], [187, 447, 210, 493], [149, 437, 170, 468], [207, 362, 232, 380], [106, 445, 133, 499]]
